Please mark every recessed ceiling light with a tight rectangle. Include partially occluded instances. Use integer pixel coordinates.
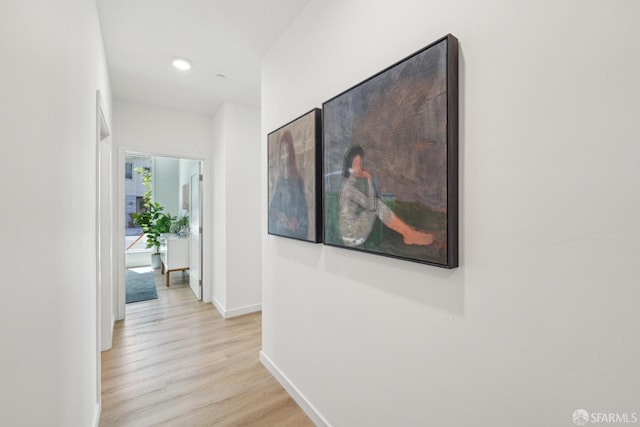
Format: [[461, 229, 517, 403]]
[[172, 57, 192, 71], [216, 73, 226, 79]]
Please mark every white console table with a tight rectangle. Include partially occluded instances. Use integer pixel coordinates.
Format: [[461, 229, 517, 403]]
[[160, 235, 190, 287]]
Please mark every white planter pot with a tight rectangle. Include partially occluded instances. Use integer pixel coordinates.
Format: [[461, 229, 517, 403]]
[[151, 253, 162, 269]]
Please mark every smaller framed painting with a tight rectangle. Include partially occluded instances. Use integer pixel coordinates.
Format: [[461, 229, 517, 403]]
[[268, 108, 322, 243]]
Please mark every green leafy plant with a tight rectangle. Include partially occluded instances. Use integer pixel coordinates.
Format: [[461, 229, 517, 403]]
[[130, 167, 174, 254], [170, 215, 190, 237]]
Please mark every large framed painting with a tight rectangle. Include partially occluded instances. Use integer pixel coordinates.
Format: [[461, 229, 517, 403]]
[[268, 108, 322, 243], [322, 34, 458, 268]]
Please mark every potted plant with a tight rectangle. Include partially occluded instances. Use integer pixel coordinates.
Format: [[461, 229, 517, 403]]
[[131, 167, 174, 268], [170, 215, 189, 238]]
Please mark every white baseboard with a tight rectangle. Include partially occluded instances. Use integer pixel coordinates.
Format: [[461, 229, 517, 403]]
[[259, 351, 331, 427], [225, 303, 261, 318], [92, 401, 101, 427], [212, 297, 226, 317], [212, 298, 261, 319]]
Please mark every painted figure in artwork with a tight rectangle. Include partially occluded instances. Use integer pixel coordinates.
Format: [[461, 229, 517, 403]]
[[338, 145, 434, 247], [269, 130, 308, 239]]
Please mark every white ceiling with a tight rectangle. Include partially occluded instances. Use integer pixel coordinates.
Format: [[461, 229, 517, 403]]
[[97, 0, 311, 115]]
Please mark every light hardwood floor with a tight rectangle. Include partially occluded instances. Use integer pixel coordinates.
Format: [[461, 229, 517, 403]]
[[100, 268, 313, 427]]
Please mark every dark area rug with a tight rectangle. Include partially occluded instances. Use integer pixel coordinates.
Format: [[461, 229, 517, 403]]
[[126, 269, 158, 303]]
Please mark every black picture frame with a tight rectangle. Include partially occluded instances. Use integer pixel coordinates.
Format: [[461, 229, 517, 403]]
[[268, 108, 323, 243], [322, 34, 458, 268]]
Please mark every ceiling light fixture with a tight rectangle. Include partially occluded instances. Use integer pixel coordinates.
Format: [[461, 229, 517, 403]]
[[216, 73, 226, 79], [172, 57, 192, 71]]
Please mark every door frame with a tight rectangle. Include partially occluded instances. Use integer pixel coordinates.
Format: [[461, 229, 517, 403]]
[[115, 147, 209, 320], [95, 91, 112, 409], [189, 166, 203, 300]]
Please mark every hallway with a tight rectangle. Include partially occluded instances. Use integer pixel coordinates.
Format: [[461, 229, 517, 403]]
[[100, 270, 312, 426]]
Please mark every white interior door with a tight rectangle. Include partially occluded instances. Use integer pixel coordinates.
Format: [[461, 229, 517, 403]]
[[189, 170, 202, 300]]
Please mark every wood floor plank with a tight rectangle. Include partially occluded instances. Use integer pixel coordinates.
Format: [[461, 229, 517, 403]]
[[100, 268, 313, 427]]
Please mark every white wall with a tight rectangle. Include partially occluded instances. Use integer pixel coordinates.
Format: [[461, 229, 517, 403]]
[[261, 1, 640, 426], [226, 104, 262, 312], [212, 107, 228, 307], [212, 103, 262, 317], [0, 0, 112, 425], [154, 156, 180, 217], [113, 100, 213, 314]]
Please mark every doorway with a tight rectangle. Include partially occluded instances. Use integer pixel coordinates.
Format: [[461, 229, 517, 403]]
[[119, 151, 204, 318]]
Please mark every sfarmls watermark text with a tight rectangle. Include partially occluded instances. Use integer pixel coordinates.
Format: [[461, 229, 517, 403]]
[[573, 409, 638, 425]]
